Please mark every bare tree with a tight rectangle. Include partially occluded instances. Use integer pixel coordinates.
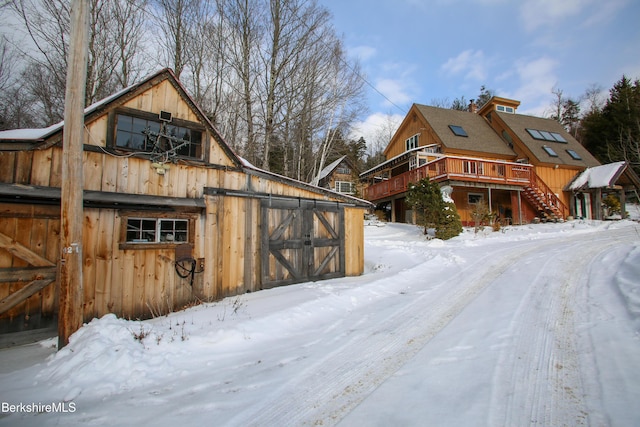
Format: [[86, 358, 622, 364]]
[[152, 0, 201, 79], [221, 0, 264, 163], [8, 0, 149, 124], [110, 0, 149, 88]]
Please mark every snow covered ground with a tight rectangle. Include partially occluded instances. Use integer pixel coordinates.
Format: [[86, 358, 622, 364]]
[[1, 213, 639, 427]]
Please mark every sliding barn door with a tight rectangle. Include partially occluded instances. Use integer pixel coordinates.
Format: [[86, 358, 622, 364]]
[[261, 199, 345, 288]]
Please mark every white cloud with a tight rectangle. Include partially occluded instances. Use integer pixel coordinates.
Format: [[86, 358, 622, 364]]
[[375, 78, 413, 109], [441, 50, 488, 81], [506, 56, 559, 115], [349, 45, 377, 62], [520, 0, 595, 31], [349, 112, 404, 153]]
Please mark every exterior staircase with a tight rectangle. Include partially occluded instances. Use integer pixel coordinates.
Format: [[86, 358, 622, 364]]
[[522, 171, 569, 222]]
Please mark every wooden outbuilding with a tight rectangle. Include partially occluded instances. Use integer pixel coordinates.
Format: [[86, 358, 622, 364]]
[[0, 69, 371, 343], [565, 161, 640, 219]]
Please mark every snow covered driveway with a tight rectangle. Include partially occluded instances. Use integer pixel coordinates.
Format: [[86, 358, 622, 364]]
[[1, 220, 639, 426]]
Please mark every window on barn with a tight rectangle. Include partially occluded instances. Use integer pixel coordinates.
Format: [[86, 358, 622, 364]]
[[110, 108, 204, 159], [119, 214, 195, 249], [126, 218, 188, 243]]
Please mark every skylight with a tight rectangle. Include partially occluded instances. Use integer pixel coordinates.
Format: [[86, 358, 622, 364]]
[[566, 149, 582, 160], [526, 128, 568, 143], [449, 125, 468, 137], [542, 145, 558, 157]]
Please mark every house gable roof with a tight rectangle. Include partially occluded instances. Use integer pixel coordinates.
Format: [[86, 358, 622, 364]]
[[0, 68, 243, 168], [414, 104, 516, 158], [494, 111, 599, 168]]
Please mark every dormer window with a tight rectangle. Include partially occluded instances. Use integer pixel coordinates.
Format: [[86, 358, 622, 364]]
[[496, 105, 515, 113], [406, 134, 419, 151], [448, 125, 468, 137]]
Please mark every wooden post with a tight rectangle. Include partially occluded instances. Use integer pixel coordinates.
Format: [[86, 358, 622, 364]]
[[58, 0, 89, 349]]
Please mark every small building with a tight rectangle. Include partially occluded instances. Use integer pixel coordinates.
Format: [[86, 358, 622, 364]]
[[360, 97, 602, 225], [0, 69, 371, 342], [312, 155, 361, 196], [566, 161, 640, 219]]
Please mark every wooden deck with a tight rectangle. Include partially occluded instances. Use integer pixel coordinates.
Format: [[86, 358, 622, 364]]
[[363, 156, 533, 201]]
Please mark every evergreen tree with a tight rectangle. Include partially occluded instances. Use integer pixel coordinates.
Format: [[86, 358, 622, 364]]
[[476, 85, 495, 109], [436, 201, 462, 240], [580, 75, 640, 176], [406, 178, 461, 239]]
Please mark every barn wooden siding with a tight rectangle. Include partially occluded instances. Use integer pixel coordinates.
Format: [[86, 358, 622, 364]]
[[0, 148, 367, 326], [0, 70, 369, 335]]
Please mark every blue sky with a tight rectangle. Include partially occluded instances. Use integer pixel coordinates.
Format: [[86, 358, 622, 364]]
[[320, 0, 640, 146]]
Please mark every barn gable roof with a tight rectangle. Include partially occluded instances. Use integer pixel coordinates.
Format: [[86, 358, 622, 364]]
[[0, 68, 243, 168]]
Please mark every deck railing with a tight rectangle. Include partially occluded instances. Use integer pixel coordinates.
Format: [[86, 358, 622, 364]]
[[363, 156, 533, 201]]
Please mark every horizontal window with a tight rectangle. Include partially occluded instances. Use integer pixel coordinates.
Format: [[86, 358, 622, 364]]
[[126, 218, 188, 243], [526, 128, 568, 143], [119, 213, 196, 250], [334, 181, 354, 194], [112, 109, 204, 159], [496, 105, 515, 113]]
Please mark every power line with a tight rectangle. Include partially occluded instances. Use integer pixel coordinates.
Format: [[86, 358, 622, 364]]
[[280, 0, 408, 115]]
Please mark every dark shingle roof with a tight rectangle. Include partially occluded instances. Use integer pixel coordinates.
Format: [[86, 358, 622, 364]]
[[415, 104, 516, 158], [495, 112, 600, 167]]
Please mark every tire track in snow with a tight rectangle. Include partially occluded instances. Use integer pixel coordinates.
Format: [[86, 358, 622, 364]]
[[489, 228, 636, 427], [228, 236, 575, 427]]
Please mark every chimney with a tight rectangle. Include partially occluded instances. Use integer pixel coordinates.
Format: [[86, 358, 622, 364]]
[[468, 99, 477, 113]]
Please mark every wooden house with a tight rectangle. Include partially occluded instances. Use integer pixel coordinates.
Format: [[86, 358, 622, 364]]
[[360, 97, 601, 225], [0, 69, 371, 342], [312, 156, 361, 196]]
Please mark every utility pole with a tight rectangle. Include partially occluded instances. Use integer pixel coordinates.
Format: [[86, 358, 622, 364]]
[[58, 0, 89, 349]]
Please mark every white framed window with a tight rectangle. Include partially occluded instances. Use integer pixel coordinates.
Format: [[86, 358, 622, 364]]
[[409, 157, 417, 170], [496, 105, 515, 113], [463, 161, 484, 175], [405, 134, 419, 151], [334, 181, 354, 194], [125, 218, 189, 243]]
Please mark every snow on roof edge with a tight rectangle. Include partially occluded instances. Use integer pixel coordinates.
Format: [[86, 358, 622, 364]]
[[568, 161, 627, 190]]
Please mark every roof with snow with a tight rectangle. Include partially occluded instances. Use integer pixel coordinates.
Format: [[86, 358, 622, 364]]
[[311, 156, 347, 186], [566, 161, 640, 191]]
